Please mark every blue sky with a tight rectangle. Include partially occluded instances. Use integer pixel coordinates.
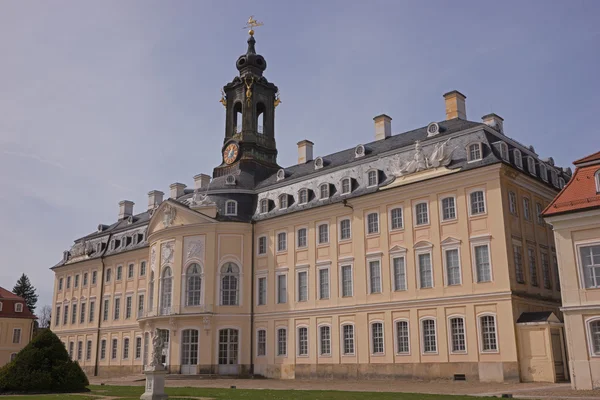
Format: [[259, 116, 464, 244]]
[[1, 1, 599, 310]]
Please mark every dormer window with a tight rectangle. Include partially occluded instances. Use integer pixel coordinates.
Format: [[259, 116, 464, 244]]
[[314, 157, 324, 170], [225, 200, 237, 216], [367, 170, 378, 187], [225, 175, 236, 186], [341, 178, 351, 195], [497, 142, 509, 161], [513, 149, 523, 169], [15, 303, 23, 312], [279, 194, 288, 209], [559, 177, 566, 189], [259, 199, 268, 214], [319, 184, 329, 200], [527, 157, 536, 176], [551, 170, 558, 187], [299, 189, 308, 205], [540, 163, 548, 182], [595, 170, 600, 193], [427, 122, 440, 137], [276, 169, 285, 181], [355, 145, 365, 158], [467, 143, 482, 162]]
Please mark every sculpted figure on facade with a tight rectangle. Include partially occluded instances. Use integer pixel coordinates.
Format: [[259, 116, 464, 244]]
[[396, 139, 456, 176], [185, 237, 204, 263], [162, 203, 177, 228], [160, 241, 175, 266], [149, 328, 164, 368]]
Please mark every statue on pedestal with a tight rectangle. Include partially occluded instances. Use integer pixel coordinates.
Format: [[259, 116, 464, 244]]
[[150, 329, 164, 368]]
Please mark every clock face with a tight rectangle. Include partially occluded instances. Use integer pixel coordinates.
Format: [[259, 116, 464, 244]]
[[223, 143, 239, 165]]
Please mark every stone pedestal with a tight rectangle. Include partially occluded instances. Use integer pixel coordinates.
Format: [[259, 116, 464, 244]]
[[140, 366, 168, 400]]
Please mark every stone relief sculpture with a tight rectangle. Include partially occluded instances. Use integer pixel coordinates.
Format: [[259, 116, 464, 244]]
[[396, 139, 456, 176], [150, 246, 156, 271], [189, 191, 216, 207], [162, 203, 177, 228], [184, 237, 204, 262], [160, 242, 175, 266]]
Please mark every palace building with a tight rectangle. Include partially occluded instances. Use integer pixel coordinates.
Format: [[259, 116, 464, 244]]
[[51, 29, 573, 383], [0, 287, 36, 366]]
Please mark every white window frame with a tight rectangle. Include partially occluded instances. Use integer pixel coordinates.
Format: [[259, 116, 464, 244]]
[[339, 218, 352, 241], [12, 328, 21, 344], [296, 267, 309, 302], [370, 320, 385, 355], [317, 264, 331, 300], [366, 211, 380, 235], [276, 326, 287, 357], [259, 199, 268, 214], [468, 188, 487, 216], [275, 271, 288, 304], [527, 156, 537, 176], [317, 222, 329, 245], [442, 238, 462, 286], [440, 195, 457, 222], [415, 242, 434, 289], [508, 191, 518, 215], [318, 324, 332, 357], [471, 237, 493, 283], [467, 142, 482, 162], [296, 226, 308, 249], [15, 303, 23, 313], [225, 200, 238, 216], [319, 184, 330, 200], [389, 206, 404, 231], [367, 169, 379, 187], [447, 315, 468, 354], [341, 177, 352, 195], [394, 318, 411, 355], [297, 325, 309, 357], [420, 317, 438, 355], [477, 313, 499, 354], [595, 170, 600, 193], [513, 149, 523, 169], [341, 323, 356, 356], [414, 201, 430, 226], [585, 317, 600, 357], [256, 274, 267, 306], [279, 194, 288, 210], [498, 142, 509, 161], [256, 328, 267, 357], [575, 240, 600, 289], [390, 247, 408, 292], [540, 163, 548, 182], [298, 189, 308, 205], [367, 256, 382, 294], [257, 235, 267, 256], [536, 202, 545, 225], [339, 263, 354, 297], [276, 231, 287, 253], [523, 197, 531, 221]]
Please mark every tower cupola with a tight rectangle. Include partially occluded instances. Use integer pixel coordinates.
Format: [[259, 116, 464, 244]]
[[236, 35, 267, 77]]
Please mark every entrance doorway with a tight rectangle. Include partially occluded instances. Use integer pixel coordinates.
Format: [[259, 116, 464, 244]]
[[158, 329, 170, 369], [218, 328, 239, 375], [181, 329, 199, 375]]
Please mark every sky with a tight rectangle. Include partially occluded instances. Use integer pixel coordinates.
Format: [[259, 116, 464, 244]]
[[1, 0, 599, 311]]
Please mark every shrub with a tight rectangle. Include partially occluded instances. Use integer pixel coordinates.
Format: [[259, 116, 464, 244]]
[[0, 329, 89, 393]]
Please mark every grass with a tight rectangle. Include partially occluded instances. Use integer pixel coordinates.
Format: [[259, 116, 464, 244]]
[[0, 396, 98, 400]]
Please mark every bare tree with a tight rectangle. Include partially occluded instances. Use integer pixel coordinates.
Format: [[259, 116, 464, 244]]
[[37, 305, 52, 328]]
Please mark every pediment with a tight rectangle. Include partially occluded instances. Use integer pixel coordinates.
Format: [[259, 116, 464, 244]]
[[389, 245, 407, 254], [441, 237, 462, 246], [414, 240, 433, 249], [148, 200, 216, 235]]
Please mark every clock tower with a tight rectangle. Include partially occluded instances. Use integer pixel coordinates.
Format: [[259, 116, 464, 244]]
[[213, 23, 280, 184]]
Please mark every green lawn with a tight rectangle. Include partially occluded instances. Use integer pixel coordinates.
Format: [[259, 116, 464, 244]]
[[0, 396, 98, 400]]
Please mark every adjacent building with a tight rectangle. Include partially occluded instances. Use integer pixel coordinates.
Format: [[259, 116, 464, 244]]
[[543, 151, 600, 390], [0, 287, 36, 366], [51, 30, 573, 382]]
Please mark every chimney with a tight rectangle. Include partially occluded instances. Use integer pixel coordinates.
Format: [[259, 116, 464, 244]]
[[147, 190, 164, 211], [169, 182, 186, 199], [297, 140, 314, 164], [373, 114, 392, 140], [193, 174, 211, 190], [118, 200, 134, 220], [443, 90, 467, 120], [482, 113, 504, 134]]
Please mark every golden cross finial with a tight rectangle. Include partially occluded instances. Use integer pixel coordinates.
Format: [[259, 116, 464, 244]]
[[243, 15, 264, 36]]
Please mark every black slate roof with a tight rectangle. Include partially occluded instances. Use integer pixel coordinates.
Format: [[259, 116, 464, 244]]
[[516, 311, 555, 323]]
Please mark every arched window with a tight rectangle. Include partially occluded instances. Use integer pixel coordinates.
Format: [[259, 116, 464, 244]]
[[259, 199, 268, 214], [298, 189, 308, 205], [221, 263, 240, 306], [341, 178, 351, 195], [587, 319, 600, 356], [467, 143, 482, 162], [367, 170, 378, 187], [279, 194, 288, 209], [225, 200, 237, 216], [160, 267, 172, 315], [186, 264, 202, 306], [319, 184, 329, 200], [513, 149, 523, 169], [148, 271, 154, 312], [257, 102, 265, 134], [233, 102, 242, 134]]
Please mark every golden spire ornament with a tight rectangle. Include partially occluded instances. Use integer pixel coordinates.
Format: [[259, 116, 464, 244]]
[[243, 15, 264, 36]]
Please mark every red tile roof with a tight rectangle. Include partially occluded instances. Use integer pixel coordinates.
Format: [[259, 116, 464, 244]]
[[0, 287, 22, 300], [0, 287, 36, 319], [543, 151, 600, 217]]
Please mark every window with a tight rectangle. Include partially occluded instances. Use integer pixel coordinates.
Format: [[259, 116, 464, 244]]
[[541, 252, 552, 289], [257, 330, 266, 356], [259, 199, 268, 214], [509, 191, 518, 215], [277, 232, 287, 252], [135, 337, 142, 359], [553, 254, 561, 291], [536, 203, 544, 225], [422, 319, 437, 353], [67, 276, 71, 289], [297, 271, 308, 302], [369, 260, 382, 293], [186, 263, 202, 306], [277, 274, 287, 304], [371, 322, 384, 354], [449, 317, 466, 353], [12, 328, 21, 344], [123, 338, 130, 359], [137, 294, 144, 318], [588, 319, 600, 356], [468, 143, 482, 161], [279, 194, 288, 209], [10, 353, 16, 362], [479, 315, 498, 352], [128, 263, 134, 279], [103, 299, 109, 321], [396, 320, 409, 354], [319, 184, 329, 200], [125, 296, 132, 319], [220, 263, 240, 306], [83, 272, 88, 286], [318, 223, 329, 244], [15, 303, 23, 313], [100, 340, 106, 359], [441, 197, 456, 221], [341, 265, 353, 297], [418, 253, 433, 288], [339, 219, 351, 240], [551, 170, 558, 187], [59, 278, 63, 291], [258, 276, 267, 305], [160, 267, 173, 314], [297, 228, 307, 248], [528, 248, 539, 287], [596, 170, 600, 192], [540, 163, 548, 181], [499, 142, 509, 161], [445, 248, 461, 286], [86, 340, 92, 360], [341, 178, 351, 194], [319, 267, 330, 300], [367, 170, 378, 187], [225, 200, 237, 215], [114, 298, 120, 320], [71, 303, 77, 324], [528, 157, 536, 176], [342, 324, 355, 355], [367, 212, 379, 234], [298, 327, 308, 356], [55, 306, 61, 327], [80, 302, 86, 323], [474, 244, 492, 282], [277, 328, 287, 356], [523, 197, 531, 221], [64, 305, 69, 325], [258, 236, 267, 254], [390, 208, 403, 230], [392, 256, 407, 291], [69, 342, 74, 359], [106, 269, 111, 283], [92, 270, 97, 284], [319, 326, 331, 356], [116, 265, 122, 281], [513, 245, 525, 284], [89, 301, 95, 322], [74, 275, 79, 288], [298, 189, 308, 205], [111, 338, 118, 359], [579, 244, 600, 288], [514, 149, 523, 169], [470, 190, 486, 215], [415, 202, 429, 226], [140, 261, 146, 276]]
